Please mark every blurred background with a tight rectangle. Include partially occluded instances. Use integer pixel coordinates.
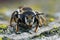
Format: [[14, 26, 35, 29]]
[[0, 0, 60, 21]]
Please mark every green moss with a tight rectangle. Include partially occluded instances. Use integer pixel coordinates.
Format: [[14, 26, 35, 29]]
[[0, 24, 7, 29], [0, 30, 3, 33]]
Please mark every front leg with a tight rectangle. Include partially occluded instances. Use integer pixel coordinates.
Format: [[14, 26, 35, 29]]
[[15, 18, 20, 33], [10, 16, 14, 27], [16, 24, 19, 33], [34, 25, 38, 33], [34, 16, 39, 33], [10, 11, 17, 27]]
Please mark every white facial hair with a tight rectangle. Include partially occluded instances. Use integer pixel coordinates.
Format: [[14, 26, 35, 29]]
[[25, 17, 35, 25]]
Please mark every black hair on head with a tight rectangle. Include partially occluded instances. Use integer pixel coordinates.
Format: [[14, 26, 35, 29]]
[[23, 7, 32, 11]]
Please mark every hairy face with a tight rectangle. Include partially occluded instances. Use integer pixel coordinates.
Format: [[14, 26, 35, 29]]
[[25, 15, 35, 26]]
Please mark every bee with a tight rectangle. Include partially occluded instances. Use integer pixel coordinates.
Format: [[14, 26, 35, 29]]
[[10, 6, 46, 33], [10, 6, 34, 33], [16, 11, 39, 33]]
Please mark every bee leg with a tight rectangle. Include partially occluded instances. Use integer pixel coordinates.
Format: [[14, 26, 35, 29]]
[[34, 25, 38, 33], [41, 16, 47, 26], [15, 25, 20, 34], [16, 25, 18, 32], [15, 19, 19, 33], [10, 17, 14, 27], [36, 16, 42, 27], [39, 18, 43, 27], [44, 19, 47, 26], [10, 12, 15, 27], [42, 17, 47, 26]]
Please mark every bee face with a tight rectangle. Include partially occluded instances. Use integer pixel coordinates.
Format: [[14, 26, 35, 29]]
[[25, 15, 35, 26]]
